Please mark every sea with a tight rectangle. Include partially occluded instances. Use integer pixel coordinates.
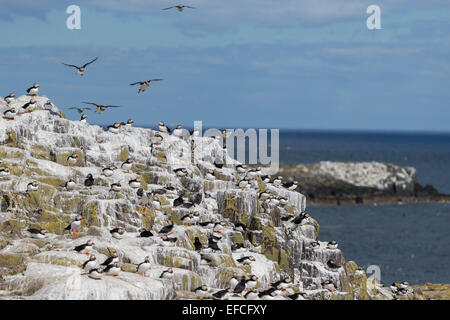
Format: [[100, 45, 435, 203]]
[[278, 130, 450, 285]]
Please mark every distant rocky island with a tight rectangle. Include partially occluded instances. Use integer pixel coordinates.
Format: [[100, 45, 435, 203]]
[[279, 161, 449, 206]]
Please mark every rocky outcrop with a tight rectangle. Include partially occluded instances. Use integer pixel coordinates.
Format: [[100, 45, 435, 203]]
[[279, 161, 446, 205], [0, 96, 422, 300]]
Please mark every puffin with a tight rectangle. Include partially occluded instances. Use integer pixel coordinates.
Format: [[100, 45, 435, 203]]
[[67, 153, 78, 166], [172, 125, 184, 139], [272, 277, 292, 289], [0, 168, 10, 176], [4, 93, 15, 104], [80, 114, 88, 122], [128, 177, 141, 189], [194, 285, 209, 299], [107, 122, 121, 134], [136, 256, 151, 277], [259, 288, 278, 300], [283, 180, 299, 191], [26, 83, 40, 96], [101, 252, 119, 267], [102, 166, 117, 177], [82, 102, 120, 114], [327, 259, 341, 270], [121, 159, 134, 173], [158, 221, 174, 234], [161, 234, 178, 243], [27, 228, 48, 239], [82, 255, 98, 274], [272, 176, 283, 188], [88, 268, 103, 280], [110, 227, 125, 239], [245, 275, 258, 289], [173, 168, 187, 177], [61, 57, 98, 76], [138, 228, 153, 238], [309, 241, 320, 249], [233, 222, 247, 232], [181, 213, 194, 226], [74, 240, 95, 255], [158, 121, 171, 133], [292, 212, 309, 225], [231, 243, 245, 252], [288, 292, 306, 300], [173, 195, 184, 207], [64, 215, 83, 235], [193, 193, 202, 205], [110, 182, 122, 192], [208, 237, 221, 252], [69, 107, 91, 114], [3, 108, 16, 120], [229, 272, 240, 289], [244, 289, 260, 300], [190, 126, 200, 138], [21, 99, 37, 113], [104, 262, 121, 277], [193, 237, 203, 251], [130, 79, 163, 94], [213, 288, 231, 300], [27, 181, 39, 192], [64, 178, 76, 191], [327, 240, 338, 249], [236, 164, 248, 174], [159, 268, 174, 280], [236, 256, 256, 265], [162, 4, 196, 12], [233, 276, 247, 295], [84, 174, 94, 187], [205, 169, 215, 181], [322, 279, 336, 292], [261, 175, 271, 183]]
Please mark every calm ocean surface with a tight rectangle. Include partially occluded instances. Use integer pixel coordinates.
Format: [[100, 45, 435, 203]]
[[279, 130, 450, 285]]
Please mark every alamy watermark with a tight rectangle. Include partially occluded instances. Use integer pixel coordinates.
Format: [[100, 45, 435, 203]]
[[367, 5, 382, 30], [66, 5, 81, 30]]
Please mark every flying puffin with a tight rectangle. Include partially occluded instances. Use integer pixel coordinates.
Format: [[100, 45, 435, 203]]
[[110, 182, 122, 192], [104, 262, 121, 277], [3, 108, 16, 121], [27, 228, 48, 239], [110, 227, 125, 239], [130, 79, 163, 94], [4, 93, 15, 104], [26, 83, 40, 96], [136, 256, 151, 277], [80, 114, 88, 122], [138, 228, 153, 238], [61, 57, 98, 76], [162, 4, 196, 12], [88, 268, 103, 280], [69, 107, 91, 114], [272, 277, 292, 289], [82, 102, 120, 114], [84, 174, 94, 187], [158, 121, 171, 133], [121, 159, 134, 173], [21, 99, 37, 113], [101, 252, 119, 267], [159, 268, 174, 280], [67, 153, 78, 166], [64, 215, 83, 235], [82, 255, 98, 274], [27, 181, 39, 192], [64, 178, 76, 191], [74, 240, 95, 255]]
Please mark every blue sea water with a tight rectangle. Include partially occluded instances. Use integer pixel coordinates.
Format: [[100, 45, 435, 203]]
[[278, 130, 450, 285]]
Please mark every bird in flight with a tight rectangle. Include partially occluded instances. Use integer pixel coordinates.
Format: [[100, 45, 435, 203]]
[[130, 79, 164, 94], [68, 107, 92, 114], [82, 102, 120, 114], [61, 57, 98, 76], [162, 5, 195, 12]]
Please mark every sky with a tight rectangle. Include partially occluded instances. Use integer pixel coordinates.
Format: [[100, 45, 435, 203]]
[[0, 0, 449, 132]]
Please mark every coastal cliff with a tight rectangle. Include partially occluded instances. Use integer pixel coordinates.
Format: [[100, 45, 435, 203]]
[[0, 95, 423, 300]]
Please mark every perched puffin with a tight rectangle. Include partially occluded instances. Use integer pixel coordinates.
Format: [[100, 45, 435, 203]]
[[244, 289, 260, 300], [233, 276, 247, 295], [309, 241, 320, 249], [173, 168, 187, 177], [161, 234, 178, 243], [136, 256, 151, 277], [3, 108, 16, 121], [26, 83, 40, 96], [327, 240, 338, 249], [104, 262, 121, 277], [107, 122, 121, 134], [205, 169, 215, 181], [292, 212, 310, 225], [130, 79, 163, 94], [4, 93, 16, 104], [261, 175, 271, 183], [27, 228, 48, 239], [213, 288, 231, 300], [74, 240, 95, 255], [272, 277, 292, 289], [272, 176, 283, 187], [102, 166, 116, 177], [65, 215, 83, 235], [229, 272, 240, 289], [173, 195, 184, 207], [159, 268, 174, 280], [236, 256, 256, 265], [258, 288, 278, 300], [128, 177, 141, 189], [172, 125, 184, 139], [82, 255, 98, 274], [80, 114, 88, 122], [121, 159, 134, 173], [327, 259, 341, 270], [158, 221, 174, 234], [400, 281, 410, 289], [321, 279, 336, 292], [158, 121, 171, 133], [138, 228, 153, 238], [64, 178, 76, 191], [21, 99, 37, 113], [67, 153, 78, 166], [0, 168, 10, 176], [162, 4, 196, 12], [288, 292, 306, 300], [208, 237, 221, 252], [101, 252, 119, 267], [236, 164, 248, 174], [231, 243, 245, 252], [84, 174, 94, 188], [193, 237, 203, 251], [27, 181, 39, 192], [194, 285, 209, 298], [82, 102, 120, 114], [62, 57, 98, 76], [234, 222, 247, 232], [69, 107, 91, 114], [245, 275, 258, 289], [110, 182, 122, 192], [110, 227, 125, 239], [283, 180, 299, 191], [181, 213, 194, 226], [88, 268, 103, 280]]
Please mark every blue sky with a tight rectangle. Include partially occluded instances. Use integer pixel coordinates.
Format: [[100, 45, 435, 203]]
[[1, 0, 449, 131]]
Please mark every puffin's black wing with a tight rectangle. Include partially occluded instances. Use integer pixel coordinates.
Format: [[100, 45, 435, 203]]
[[82, 102, 99, 107], [62, 62, 79, 69], [184, 6, 196, 9], [103, 264, 114, 273], [105, 105, 121, 108], [150, 78, 163, 82], [159, 270, 167, 278], [101, 256, 113, 266], [82, 259, 91, 269], [130, 81, 144, 86], [82, 57, 98, 68], [27, 228, 40, 234], [74, 243, 86, 252], [162, 6, 176, 10], [64, 223, 72, 231]]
